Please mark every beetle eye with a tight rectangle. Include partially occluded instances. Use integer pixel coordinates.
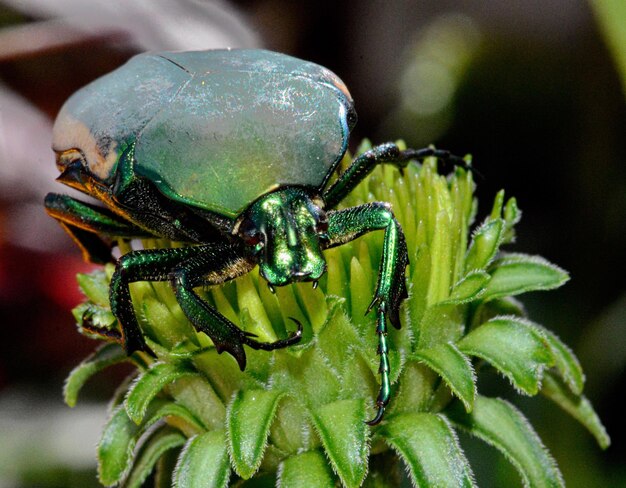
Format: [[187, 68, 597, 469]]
[[316, 212, 329, 234], [238, 218, 263, 246]]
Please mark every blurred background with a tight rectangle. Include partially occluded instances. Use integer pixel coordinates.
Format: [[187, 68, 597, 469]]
[[0, 0, 624, 486]]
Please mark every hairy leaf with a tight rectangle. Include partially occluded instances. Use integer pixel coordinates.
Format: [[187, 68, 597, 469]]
[[541, 372, 610, 449], [535, 326, 584, 395], [458, 317, 553, 395], [125, 362, 197, 424], [98, 404, 141, 486], [445, 270, 490, 305], [227, 389, 284, 479], [278, 450, 335, 487], [311, 398, 369, 488], [382, 412, 475, 487], [413, 343, 476, 411], [447, 396, 564, 488], [76, 268, 110, 307], [464, 219, 504, 273], [146, 402, 206, 438], [123, 425, 186, 488], [174, 430, 230, 488], [64, 343, 127, 407], [483, 254, 569, 301]]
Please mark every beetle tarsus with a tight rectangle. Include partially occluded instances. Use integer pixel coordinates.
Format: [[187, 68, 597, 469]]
[[365, 404, 386, 426], [242, 317, 302, 351], [80, 320, 123, 341]]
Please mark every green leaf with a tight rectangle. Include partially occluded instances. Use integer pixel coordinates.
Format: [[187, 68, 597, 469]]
[[464, 219, 503, 273], [123, 425, 186, 488], [536, 326, 585, 395], [294, 281, 329, 334], [227, 389, 283, 479], [72, 302, 117, 331], [317, 299, 362, 373], [389, 362, 440, 415], [278, 450, 335, 488], [142, 296, 198, 349], [447, 396, 564, 488], [502, 197, 521, 244], [98, 404, 142, 486], [125, 362, 197, 424], [541, 371, 610, 449], [311, 398, 369, 488], [99, 398, 194, 485], [174, 430, 231, 488], [483, 254, 569, 301], [472, 297, 526, 328], [489, 189, 505, 220], [458, 317, 553, 395], [444, 271, 490, 305], [381, 412, 475, 487], [427, 211, 453, 304], [76, 269, 110, 307], [64, 343, 127, 407], [167, 375, 226, 431], [413, 343, 476, 411], [236, 274, 276, 342], [146, 402, 206, 438], [350, 255, 374, 326]]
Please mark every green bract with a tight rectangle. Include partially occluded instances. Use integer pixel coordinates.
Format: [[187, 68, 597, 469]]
[[66, 141, 609, 487]]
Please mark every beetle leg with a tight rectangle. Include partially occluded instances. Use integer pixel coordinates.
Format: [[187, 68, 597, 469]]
[[45, 193, 154, 263], [323, 142, 469, 209], [170, 250, 302, 370], [110, 245, 206, 355], [324, 203, 409, 425]]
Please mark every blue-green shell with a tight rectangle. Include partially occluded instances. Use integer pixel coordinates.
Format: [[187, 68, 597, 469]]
[[52, 49, 354, 217]]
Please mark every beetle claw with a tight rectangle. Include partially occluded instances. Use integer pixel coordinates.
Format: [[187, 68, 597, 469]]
[[312, 280, 319, 289], [242, 317, 302, 351], [287, 317, 303, 341], [365, 404, 386, 426], [267, 282, 276, 294]]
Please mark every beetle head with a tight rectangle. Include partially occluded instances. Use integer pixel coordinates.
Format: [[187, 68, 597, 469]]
[[235, 188, 327, 287]]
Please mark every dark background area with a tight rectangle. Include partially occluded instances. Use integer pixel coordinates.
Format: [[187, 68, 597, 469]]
[[0, 0, 623, 486]]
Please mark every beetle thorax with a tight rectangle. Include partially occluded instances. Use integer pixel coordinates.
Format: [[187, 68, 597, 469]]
[[235, 188, 328, 287]]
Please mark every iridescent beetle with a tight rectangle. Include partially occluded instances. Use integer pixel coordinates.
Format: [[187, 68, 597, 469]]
[[45, 49, 465, 424]]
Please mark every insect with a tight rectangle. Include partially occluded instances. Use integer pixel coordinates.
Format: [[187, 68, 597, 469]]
[[45, 49, 465, 424]]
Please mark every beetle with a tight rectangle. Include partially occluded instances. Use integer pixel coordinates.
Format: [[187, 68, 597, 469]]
[[45, 49, 465, 424]]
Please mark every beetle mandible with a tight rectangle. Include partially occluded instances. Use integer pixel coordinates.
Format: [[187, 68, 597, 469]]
[[45, 49, 467, 424]]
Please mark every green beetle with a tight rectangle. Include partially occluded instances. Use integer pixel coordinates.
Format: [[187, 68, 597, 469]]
[[45, 49, 465, 424]]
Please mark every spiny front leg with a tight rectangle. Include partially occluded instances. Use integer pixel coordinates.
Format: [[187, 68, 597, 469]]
[[170, 252, 303, 371], [110, 245, 205, 355], [324, 202, 409, 424]]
